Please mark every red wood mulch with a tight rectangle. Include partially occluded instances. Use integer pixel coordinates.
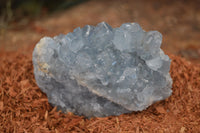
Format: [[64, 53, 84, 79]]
[[0, 51, 199, 133]]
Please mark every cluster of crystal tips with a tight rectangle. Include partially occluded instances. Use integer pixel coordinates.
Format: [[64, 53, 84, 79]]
[[33, 22, 172, 117]]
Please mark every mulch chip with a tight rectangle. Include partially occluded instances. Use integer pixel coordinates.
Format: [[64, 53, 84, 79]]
[[0, 51, 199, 132]]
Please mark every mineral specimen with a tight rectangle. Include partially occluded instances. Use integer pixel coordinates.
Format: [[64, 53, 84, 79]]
[[32, 22, 172, 118]]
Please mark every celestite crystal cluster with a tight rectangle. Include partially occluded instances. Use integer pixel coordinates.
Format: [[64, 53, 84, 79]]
[[33, 22, 172, 118]]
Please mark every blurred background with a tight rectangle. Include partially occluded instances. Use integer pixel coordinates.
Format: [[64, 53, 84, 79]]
[[0, 0, 200, 63]]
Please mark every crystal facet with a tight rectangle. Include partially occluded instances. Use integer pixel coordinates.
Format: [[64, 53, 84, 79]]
[[33, 22, 172, 118]]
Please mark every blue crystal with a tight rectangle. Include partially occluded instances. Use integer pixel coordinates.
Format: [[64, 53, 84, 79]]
[[33, 22, 172, 118]]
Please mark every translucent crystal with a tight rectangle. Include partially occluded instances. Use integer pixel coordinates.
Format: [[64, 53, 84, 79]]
[[33, 22, 172, 118]]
